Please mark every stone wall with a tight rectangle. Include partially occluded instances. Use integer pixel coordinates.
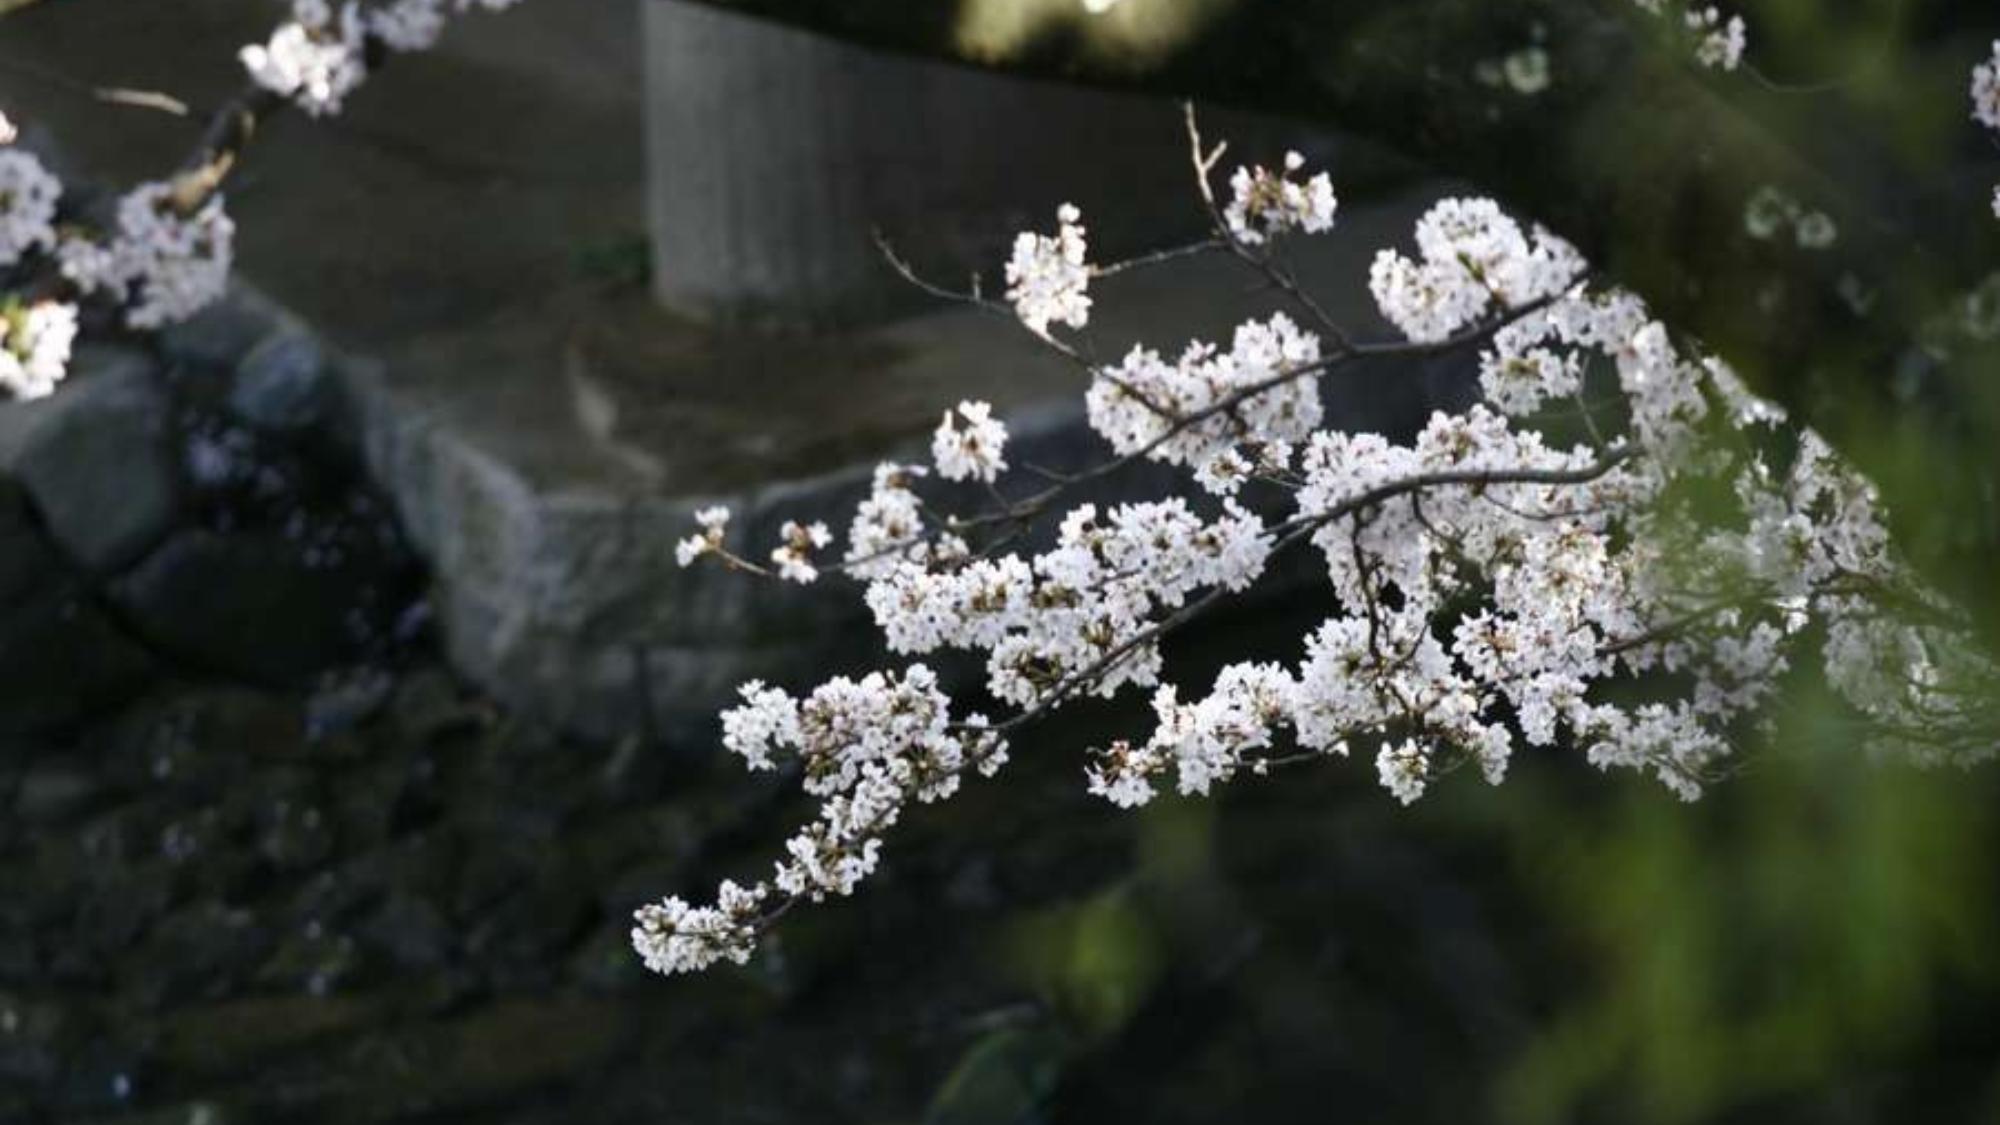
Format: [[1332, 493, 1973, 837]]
[[0, 289, 424, 736]]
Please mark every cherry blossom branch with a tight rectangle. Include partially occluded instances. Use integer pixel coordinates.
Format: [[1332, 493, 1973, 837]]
[[655, 452, 1641, 964], [857, 228, 1576, 576], [872, 229, 1182, 423], [637, 120, 2000, 977], [166, 83, 290, 213], [1090, 237, 1228, 278], [996, 449, 1637, 733], [1182, 102, 1353, 351], [0, 57, 193, 118], [0, 1, 530, 400]]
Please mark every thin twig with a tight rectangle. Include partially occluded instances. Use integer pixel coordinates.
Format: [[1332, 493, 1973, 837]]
[[1183, 101, 1355, 353], [95, 87, 191, 116], [1091, 238, 1226, 278], [0, 56, 196, 118]]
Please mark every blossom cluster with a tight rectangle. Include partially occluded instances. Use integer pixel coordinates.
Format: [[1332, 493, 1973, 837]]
[[0, 0, 534, 399], [1367, 197, 1583, 343], [631, 666, 1007, 973], [867, 496, 1270, 707], [1224, 152, 1337, 246], [1974, 41, 2000, 132], [931, 400, 1010, 483], [1974, 41, 2000, 219], [0, 299, 78, 401], [1684, 7, 1747, 72], [1089, 312, 1323, 469], [640, 142, 2000, 975], [1004, 202, 1091, 335], [673, 505, 732, 567], [242, 0, 527, 116], [844, 462, 939, 580], [0, 145, 60, 266], [770, 519, 833, 583], [61, 184, 236, 330], [1631, 0, 1747, 71], [0, 125, 76, 400], [0, 125, 236, 394]]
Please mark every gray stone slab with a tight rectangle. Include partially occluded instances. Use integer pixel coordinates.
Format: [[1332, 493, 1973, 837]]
[[1, 350, 182, 575], [229, 329, 333, 433]]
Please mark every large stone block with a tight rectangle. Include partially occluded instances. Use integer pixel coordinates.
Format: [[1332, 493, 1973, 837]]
[[0, 479, 61, 608], [0, 346, 181, 575], [109, 530, 365, 685], [228, 330, 333, 434], [158, 285, 303, 375], [0, 572, 156, 738]]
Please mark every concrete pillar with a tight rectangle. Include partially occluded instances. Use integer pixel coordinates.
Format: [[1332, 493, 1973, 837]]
[[640, 0, 1258, 330]]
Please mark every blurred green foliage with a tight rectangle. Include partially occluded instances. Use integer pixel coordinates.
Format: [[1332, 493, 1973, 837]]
[[921, 677, 2000, 1123], [921, 884, 1164, 1124], [924, 1025, 1070, 1125], [1490, 680, 2000, 1122], [1004, 882, 1167, 1045]]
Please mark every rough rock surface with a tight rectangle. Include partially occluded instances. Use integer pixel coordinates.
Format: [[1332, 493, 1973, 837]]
[[0, 486, 157, 735], [0, 656, 1536, 1124], [112, 530, 378, 685], [6, 653, 1995, 1124], [0, 291, 424, 735], [0, 347, 182, 575], [228, 330, 333, 434]]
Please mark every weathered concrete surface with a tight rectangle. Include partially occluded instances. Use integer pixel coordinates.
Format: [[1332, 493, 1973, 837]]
[[0, 0, 644, 348], [642, 1, 1301, 328]]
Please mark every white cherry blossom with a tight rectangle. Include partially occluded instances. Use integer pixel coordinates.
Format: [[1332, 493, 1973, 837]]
[[642, 177, 2000, 975], [0, 300, 78, 401], [674, 505, 731, 567], [931, 400, 1010, 483], [60, 184, 236, 330], [770, 519, 833, 584], [1973, 40, 2000, 131], [1224, 152, 1338, 246], [1004, 203, 1092, 335], [0, 149, 62, 267]]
